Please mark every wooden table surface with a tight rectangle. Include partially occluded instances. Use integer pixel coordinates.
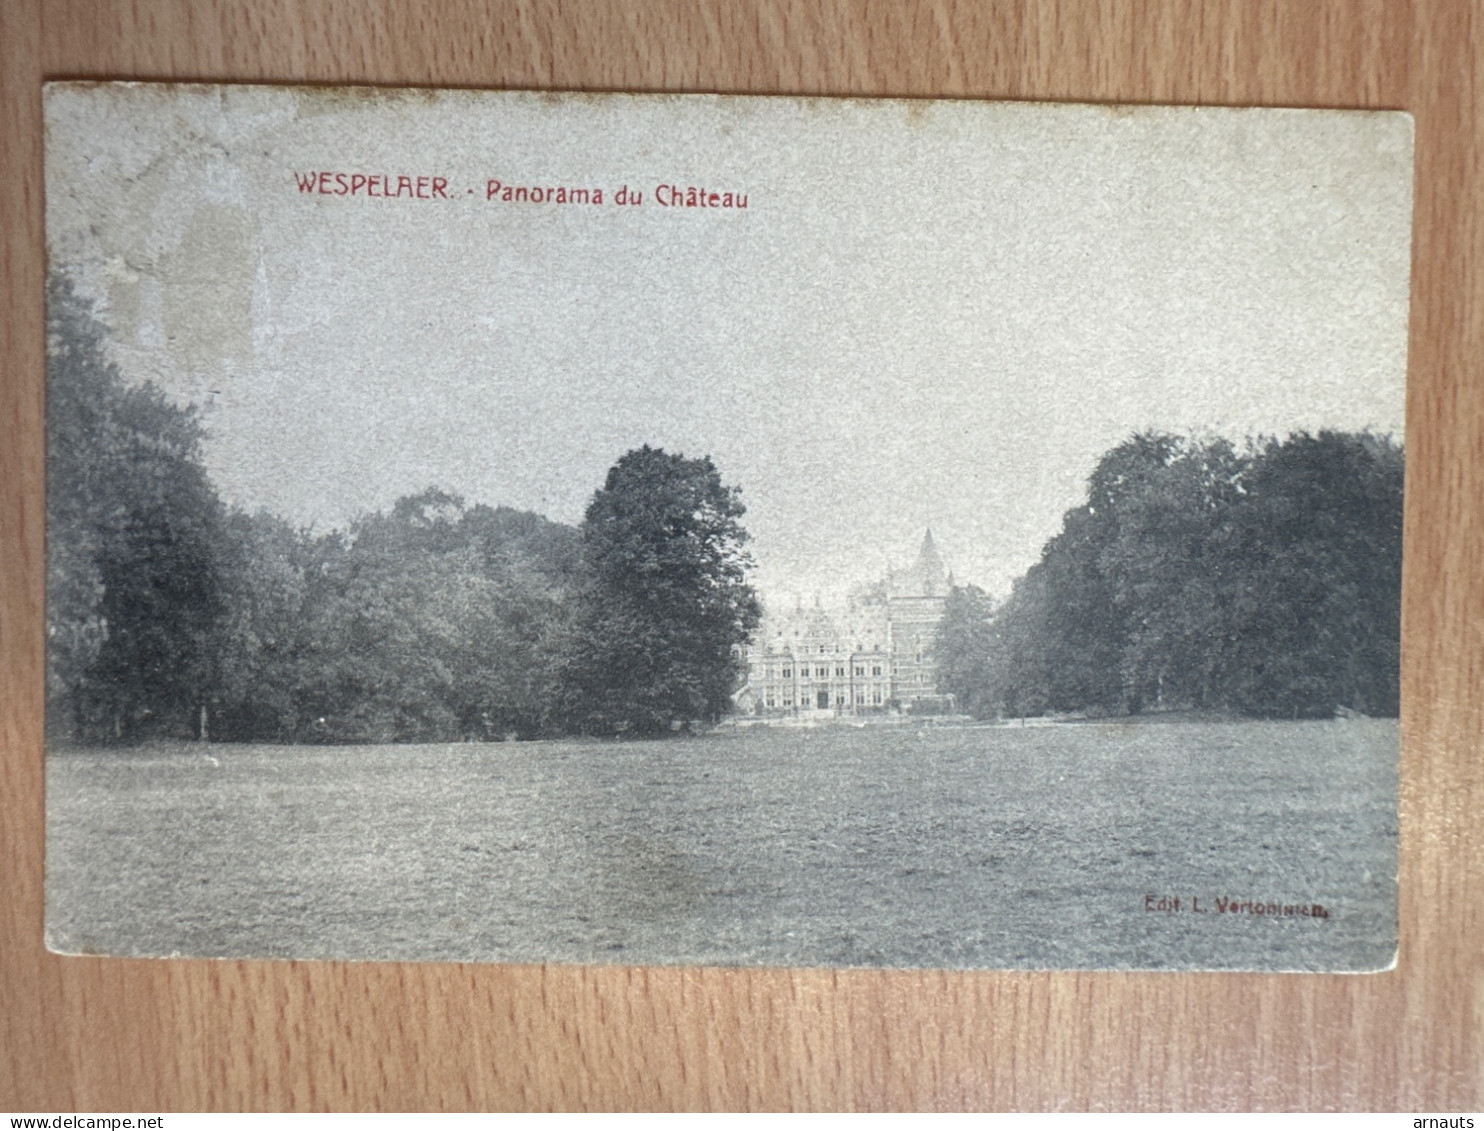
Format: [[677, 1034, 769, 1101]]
[[2, 0, 1480, 1112]]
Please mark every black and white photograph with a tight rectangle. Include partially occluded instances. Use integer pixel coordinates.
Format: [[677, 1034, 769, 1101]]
[[43, 83, 1411, 971]]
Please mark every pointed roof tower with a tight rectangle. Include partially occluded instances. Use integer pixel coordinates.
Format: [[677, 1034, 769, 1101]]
[[913, 529, 947, 596], [918, 528, 940, 564]]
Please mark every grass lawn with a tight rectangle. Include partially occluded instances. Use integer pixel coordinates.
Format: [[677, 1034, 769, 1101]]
[[46, 717, 1397, 970]]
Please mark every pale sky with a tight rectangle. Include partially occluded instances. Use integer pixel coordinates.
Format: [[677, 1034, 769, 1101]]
[[45, 84, 1412, 602]]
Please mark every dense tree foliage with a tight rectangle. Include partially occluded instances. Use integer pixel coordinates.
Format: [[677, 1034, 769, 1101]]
[[47, 290, 757, 745], [553, 446, 761, 736], [47, 275, 226, 741], [934, 585, 997, 717], [941, 431, 1403, 721], [209, 493, 580, 743]]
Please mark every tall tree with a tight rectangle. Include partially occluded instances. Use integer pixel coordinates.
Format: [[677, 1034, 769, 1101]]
[[1035, 504, 1128, 713], [46, 272, 224, 741], [1090, 433, 1248, 713], [210, 510, 319, 741], [555, 446, 760, 736], [1214, 432, 1403, 717], [934, 584, 997, 716], [979, 565, 1053, 719]]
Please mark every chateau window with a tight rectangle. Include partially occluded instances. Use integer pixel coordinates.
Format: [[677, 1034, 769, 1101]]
[[836, 694, 846, 706], [765, 694, 776, 707], [855, 692, 865, 705], [873, 690, 883, 704], [819, 645, 827, 654], [782, 667, 792, 678], [854, 666, 865, 677], [835, 666, 845, 677], [872, 665, 882, 676], [783, 696, 793, 707]]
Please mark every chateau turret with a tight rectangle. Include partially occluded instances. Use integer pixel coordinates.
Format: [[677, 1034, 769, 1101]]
[[891, 529, 947, 599]]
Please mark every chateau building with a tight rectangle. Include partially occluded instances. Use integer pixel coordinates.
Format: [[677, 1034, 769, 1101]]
[[735, 531, 956, 718]]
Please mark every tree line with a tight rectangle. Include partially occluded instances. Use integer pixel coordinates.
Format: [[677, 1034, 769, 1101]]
[[936, 430, 1403, 721], [46, 275, 759, 745]]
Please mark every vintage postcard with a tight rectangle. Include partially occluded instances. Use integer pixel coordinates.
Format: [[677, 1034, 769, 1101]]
[[43, 83, 1410, 970]]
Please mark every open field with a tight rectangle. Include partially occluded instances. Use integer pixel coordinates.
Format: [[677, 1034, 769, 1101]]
[[46, 718, 1397, 970]]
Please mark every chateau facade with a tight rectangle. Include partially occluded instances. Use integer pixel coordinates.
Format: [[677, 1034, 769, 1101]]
[[735, 531, 956, 718]]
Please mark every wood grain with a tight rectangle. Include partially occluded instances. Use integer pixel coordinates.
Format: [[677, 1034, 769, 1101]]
[[3, 0, 1479, 1111]]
